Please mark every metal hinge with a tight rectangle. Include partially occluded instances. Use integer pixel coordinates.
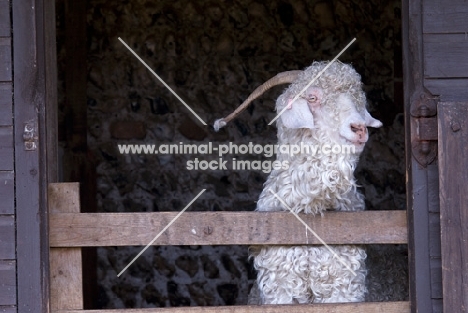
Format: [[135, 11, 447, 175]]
[[23, 120, 38, 151], [411, 88, 438, 167]]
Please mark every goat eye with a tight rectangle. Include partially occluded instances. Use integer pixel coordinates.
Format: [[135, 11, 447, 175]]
[[299, 94, 317, 103], [307, 96, 317, 102]]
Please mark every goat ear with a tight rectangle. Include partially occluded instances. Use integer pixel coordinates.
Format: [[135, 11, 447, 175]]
[[365, 110, 383, 128], [280, 98, 315, 129]]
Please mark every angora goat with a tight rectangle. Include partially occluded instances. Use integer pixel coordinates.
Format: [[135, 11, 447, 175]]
[[214, 61, 383, 304]]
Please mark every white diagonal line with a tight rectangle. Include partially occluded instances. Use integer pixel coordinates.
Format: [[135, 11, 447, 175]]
[[117, 189, 206, 277], [269, 190, 357, 276], [118, 37, 207, 126], [268, 38, 357, 126]]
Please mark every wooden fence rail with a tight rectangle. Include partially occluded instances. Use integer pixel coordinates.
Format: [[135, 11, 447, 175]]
[[55, 301, 410, 313], [48, 183, 410, 312], [49, 210, 407, 247]]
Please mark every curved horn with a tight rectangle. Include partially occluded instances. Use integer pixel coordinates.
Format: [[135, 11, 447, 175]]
[[213, 70, 302, 131]]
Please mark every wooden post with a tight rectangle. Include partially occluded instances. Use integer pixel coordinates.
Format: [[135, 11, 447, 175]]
[[49, 183, 83, 310], [438, 102, 468, 313]]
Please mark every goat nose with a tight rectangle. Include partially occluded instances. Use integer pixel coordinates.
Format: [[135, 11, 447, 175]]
[[350, 123, 366, 137]]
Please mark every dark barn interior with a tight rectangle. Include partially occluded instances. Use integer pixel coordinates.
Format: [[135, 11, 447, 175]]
[[56, 0, 407, 308]]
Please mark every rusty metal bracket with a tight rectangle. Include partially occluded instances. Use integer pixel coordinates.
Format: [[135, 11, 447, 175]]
[[23, 120, 38, 151], [410, 87, 438, 167]]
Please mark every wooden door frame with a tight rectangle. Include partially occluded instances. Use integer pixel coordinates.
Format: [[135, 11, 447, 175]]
[[402, 0, 440, 312], [13, 0, 58, 311], [12, 0, 433, 312]]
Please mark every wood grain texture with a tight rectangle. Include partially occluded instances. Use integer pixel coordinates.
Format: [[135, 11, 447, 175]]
[[0, 83, 12, 126], [0, 171, 13, 214], [432, 299, 443, 313], [428, 212, 441, 257], [49, 183, 83, 310], [0, 215, 14, 259], [48, 183, 81, 214], [424, 79, 468, 102], [0, 0, 10, 37], [430, 257, 442, 299], [54, 301, 410, 313], [13, 0, 51, 311], [438, 102, 468, 313], [402, 0, 435, 311], [424, 34, 468, 79], [0, 97, 12, 256], [0, 38, 11, 82], [0, 260, 16, 305], [42, 0, 58, 182], [49, 210, 407, 247], [427, 166, 440, 213], [0, 306, 17, 313], [11, 0, 39, 310], [0, 126, 13, 170], [428, 165, 443, 305], [423, 0, 468, 33]]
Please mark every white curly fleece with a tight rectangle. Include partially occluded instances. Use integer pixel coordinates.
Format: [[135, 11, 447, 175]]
[[251, 61, 370, 304]]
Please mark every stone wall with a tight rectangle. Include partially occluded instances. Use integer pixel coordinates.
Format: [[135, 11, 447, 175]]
[[57, 0, 406, 308]]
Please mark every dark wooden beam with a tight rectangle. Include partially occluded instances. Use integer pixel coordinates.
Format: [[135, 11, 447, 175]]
[[402, 0, 435, 312], [61, 0, 97, 308], [13, 0, 53, 311], [63, 0, 87, 151]]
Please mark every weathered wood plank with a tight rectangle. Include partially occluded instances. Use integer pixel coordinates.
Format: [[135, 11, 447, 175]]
[[430, 257, 442, 299], [429, 212, 441, 257], [0, 260, 16, 305], [438, 102, 468, 313], [0, 38, 11, 82], [0, 83, 12, 126], [423, 0, 468, 33], [42, 0, 58, 182], [13, 0, 51, 311], [424, 34, 468, 79], [0, 126, 13, 170], [424, 0, 468, 13], [54, 301, 410, 313], [425, 78, 468, 102], [427, 165, 440, 213], [0, 215, 14, 259], [0, 0, 10, 37], [432, 299, 443, 313], [49, 183, 83, 310], [50, 210, 407, 247], [0, 171, 13, 214], [403, 0, 434, 312], [423, 12, 468, 34], [0, 306, 17, 313]]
